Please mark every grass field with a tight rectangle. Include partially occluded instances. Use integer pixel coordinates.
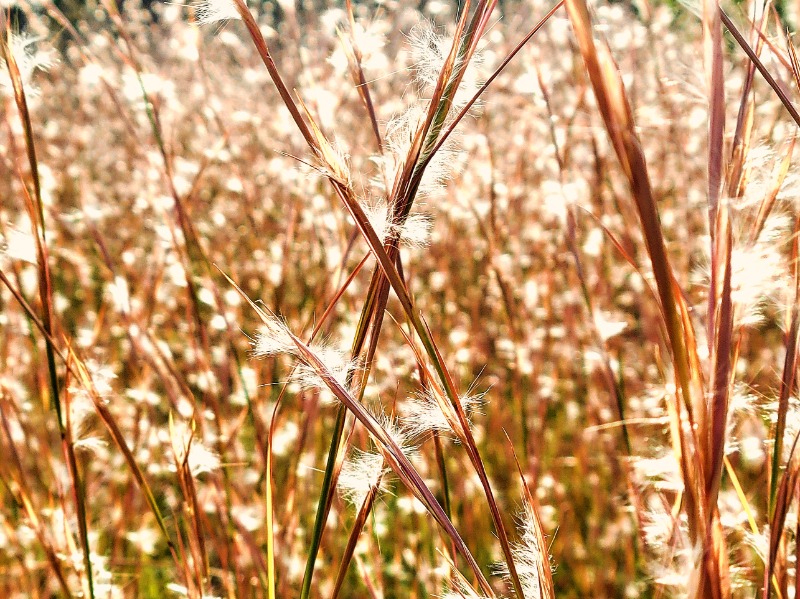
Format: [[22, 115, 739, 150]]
[[2, 0, 800, 596]]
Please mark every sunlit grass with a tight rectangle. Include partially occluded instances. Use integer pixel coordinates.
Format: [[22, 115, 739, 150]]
[[1, 0, 800, 597]]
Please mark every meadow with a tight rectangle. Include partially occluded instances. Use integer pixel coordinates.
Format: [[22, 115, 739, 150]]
[[1, 0, 800, 596]]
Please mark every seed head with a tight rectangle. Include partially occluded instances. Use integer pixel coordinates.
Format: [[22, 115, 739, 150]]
[[493, 502, 553, 599], [402, 387, 484, 439], [0, 227, 37, 264], [251, 315, 295, 357], [337, 450, 386, 507], [0, 33, 55, 97], [192, 0, 243, 25]]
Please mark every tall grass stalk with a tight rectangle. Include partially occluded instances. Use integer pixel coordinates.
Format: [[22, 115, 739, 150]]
[[2, 29, 95, 599]]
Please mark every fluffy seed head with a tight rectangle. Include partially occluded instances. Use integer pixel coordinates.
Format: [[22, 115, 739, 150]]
[[192, 0, 243, 25], [361, 199, 432, 248], [640, 495, 691, 592], [381, 104, 463, 197], [402, 387, 484, 439], [337, 449, 386, 507], [493, 503, 552, 599], [67, 360, 116, 452], [337, 414, 414, 506], [73, 436, 108, 455], [630, 453, 683, 493], [375, 411, 416, 456], [0, 227, 37, 264], [250, 315, 359, 399], [0, 33, 56, 96], [713, 212, 789, 327], [170, 420, 221, 478], [694, 209, 790, 328], [362, 200, 393, 243], [292, 342, 359, 395], [399, 212, 433, 248], [408, 21, 483, 109], [593, 310, 628, 341], [252, 315, 296, 357], [185, 441, 221, 476]]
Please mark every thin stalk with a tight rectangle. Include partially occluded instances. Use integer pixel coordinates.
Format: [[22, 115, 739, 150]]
[[228, 275, 496, 596], [720, 9, 800, 129], [425, 1, 565, 171], [432, 432, 452, 521], [265, 400, 280, 599], [343, 0, 383, 153], [0, 274, 178, 559], [0, 393, 74, 597], [299, 270, 392, 599], [2, 32, 95, 598], [332, 182, 525, 597], [290, 336, 495, 596], [300, 405, 349, 599], [331, 484, 381, 599], [770, 309, 800, 515]]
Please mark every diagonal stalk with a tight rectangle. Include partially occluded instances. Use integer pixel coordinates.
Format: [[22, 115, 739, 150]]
[[2, 32, 95, 598]]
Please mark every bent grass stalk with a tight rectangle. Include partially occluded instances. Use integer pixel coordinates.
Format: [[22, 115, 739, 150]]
[[0, 268, 179, 566], [215, 1, 544, 594], [2, 32, 95, 599], [224, 273, 497, 596]]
